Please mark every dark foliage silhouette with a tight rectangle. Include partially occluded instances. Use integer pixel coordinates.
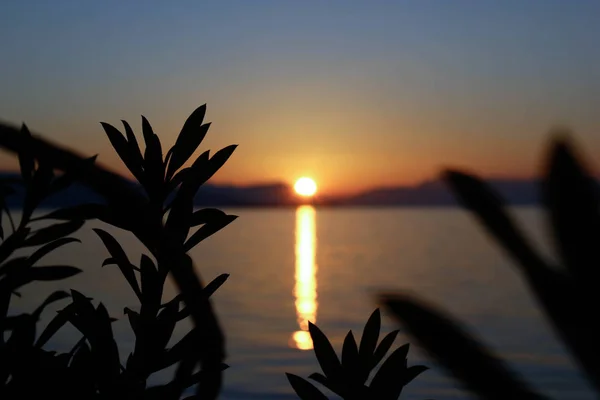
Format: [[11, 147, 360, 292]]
[[0, 105, 237, 399], [381, 134, 600, 399], [286, 309, 428, 399], [0, 124, 89, 398]]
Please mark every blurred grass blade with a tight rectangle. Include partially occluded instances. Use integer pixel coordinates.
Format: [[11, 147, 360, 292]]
[[543, 139, 600, 287], [444, 170, 547, 272], [381, 293, 546, 400]]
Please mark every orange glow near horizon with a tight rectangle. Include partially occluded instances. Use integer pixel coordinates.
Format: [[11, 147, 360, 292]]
[[290, 205, 317, 350], [294, 177, 317, 197]]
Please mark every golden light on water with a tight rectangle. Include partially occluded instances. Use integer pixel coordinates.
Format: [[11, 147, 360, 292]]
[[290, 205, 318, 350]]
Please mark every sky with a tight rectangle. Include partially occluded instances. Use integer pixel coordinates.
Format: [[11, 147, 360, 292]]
[[1, 1, 599, 196]]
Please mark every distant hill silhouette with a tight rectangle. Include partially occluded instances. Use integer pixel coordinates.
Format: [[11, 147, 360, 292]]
[[1, 172, 551, 208]]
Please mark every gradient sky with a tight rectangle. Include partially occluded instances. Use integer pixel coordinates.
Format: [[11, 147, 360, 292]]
[[1, 1, 599, 195]]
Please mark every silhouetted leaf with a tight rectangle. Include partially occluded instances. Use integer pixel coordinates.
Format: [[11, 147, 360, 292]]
[[27, 237, 80, 266], [100, 122, 137, 174], [32, 290, 70, 319], [403, 365, 429, 386], [94, 302, 121, 383], [371, 330, 400, 370], [201, 145, 237, 185], [47, 156, 97, 196], [382, 294, 545, 399], [342, 330, 360, 385], [18, 124, 34, 182], [6, 313, 36, 350], [141, 115, 164, 195], [0, 227, 29, 264], [166, 105, 209, 180], [286, 373, 328, 400], [447, 165, 600, 391], [124, 307, 141, 334], [184, 214, 237, 252], [32, 204, 108, 222], [444, 170, 547, 274], [203, 273, 229, 298], [35, 303, 77, 347], [369, 343, 407, 399], [308, 321, 342, 380], [122, 119, 145, 180], [93, 228, 142, 299], [24, 266, 82, 282], [164, 153, 211, 243], [140, 254, 161, 313], [190, 208, 228, 227], [543, 139, 600, 287], [358, 308, 381, 380], [23, 220, 84, 247], [0, 256, 28, 279]]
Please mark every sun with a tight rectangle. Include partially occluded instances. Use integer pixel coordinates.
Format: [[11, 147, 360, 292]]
[[294, 177, 317, 197]]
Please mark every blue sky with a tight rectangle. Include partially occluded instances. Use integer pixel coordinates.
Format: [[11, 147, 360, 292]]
[[1, 1, 599, 194]]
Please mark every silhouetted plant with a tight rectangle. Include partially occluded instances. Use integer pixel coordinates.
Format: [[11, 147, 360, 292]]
[[0, 125, 91, 398], [381, 134, 600, 399], [0, 105, 237, 399], [286, 309, 428, 399]]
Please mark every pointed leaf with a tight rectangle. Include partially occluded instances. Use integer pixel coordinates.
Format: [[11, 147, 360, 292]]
[[342, 330, 361, 384], [93, 228, 142, 299], [0, 227, 29, 264], [141, 116, 164, 192], [308, 321, 342, 380], [358, 308, 381, 378], [27, 237, 80, 266], [371, 330, 400, 369], [369, 342, 410, 399], [25, 266, 82, 282], [100, 122, 136, 173], [36, 303, 77, 347], [382, 294, 545, 399], [404, 365, 429, 386], [18, 124, 34, 182], [203, 273, 229, 298], [286, 373, 329, 400], [31, 204, 108, 222], [32, 290, 70, 319], [122, 119, 144, 179], [190, 207, 228, 227], [23, 220, 84, 247], [183, 215, 237, 252], [166, 104, 209, 180]]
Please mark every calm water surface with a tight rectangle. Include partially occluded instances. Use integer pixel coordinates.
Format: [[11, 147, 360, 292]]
[[10, 207, 594, 399]]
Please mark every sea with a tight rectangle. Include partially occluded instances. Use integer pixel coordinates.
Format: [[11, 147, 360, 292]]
[[8, 207, 594, 399]]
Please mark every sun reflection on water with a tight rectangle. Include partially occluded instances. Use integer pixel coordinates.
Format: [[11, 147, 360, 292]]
[[290, 205, 318, 350]]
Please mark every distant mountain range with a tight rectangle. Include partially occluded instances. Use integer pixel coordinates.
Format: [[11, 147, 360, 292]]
[[0, 171, 549, 208]]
